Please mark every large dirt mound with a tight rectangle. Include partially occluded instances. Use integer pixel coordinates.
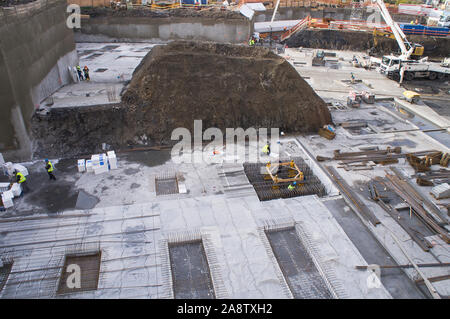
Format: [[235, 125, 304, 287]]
[[122, 41, 331, 139], [31, 41, 331, 158]]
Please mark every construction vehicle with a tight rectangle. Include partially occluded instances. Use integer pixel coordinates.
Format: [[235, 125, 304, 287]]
[[347, 91, 362, 108], [438, 12, 450, 28], [374, 0, 450, 81], [362, 91, 375, 104], [403, 91, 420, 104], [312, 50, 326, 66]]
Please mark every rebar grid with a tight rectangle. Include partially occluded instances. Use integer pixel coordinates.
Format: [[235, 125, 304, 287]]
[[243, 157, 326, 201]]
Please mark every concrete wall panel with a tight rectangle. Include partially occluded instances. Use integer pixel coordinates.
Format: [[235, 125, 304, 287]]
[[0, 0, 78, 160]]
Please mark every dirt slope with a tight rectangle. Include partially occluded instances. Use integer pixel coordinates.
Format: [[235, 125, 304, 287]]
[[122, 41, 331, 140]]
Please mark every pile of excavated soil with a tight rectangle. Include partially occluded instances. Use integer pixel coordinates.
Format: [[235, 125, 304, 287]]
[[286, 29, 450, 59], [32, 41, 331, 158], [81, 7, 245, 20], [122, 41, 331, 139]]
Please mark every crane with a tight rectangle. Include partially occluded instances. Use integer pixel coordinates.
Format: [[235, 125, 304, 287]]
[[372, 0, 423, 60], [373, 0, 449, 81]]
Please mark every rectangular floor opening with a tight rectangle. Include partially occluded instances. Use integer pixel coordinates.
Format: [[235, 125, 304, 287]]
[[57, 251, 101, 295], [266, 228, 332, 299], [168, 240, 215, 299], [0, 261, 13, 293]]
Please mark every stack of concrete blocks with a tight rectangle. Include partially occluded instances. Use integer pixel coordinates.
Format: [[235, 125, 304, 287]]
[[107, 151, 118, 170]]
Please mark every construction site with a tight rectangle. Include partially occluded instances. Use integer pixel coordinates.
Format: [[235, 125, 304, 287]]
[[0, 0, 449, 300]]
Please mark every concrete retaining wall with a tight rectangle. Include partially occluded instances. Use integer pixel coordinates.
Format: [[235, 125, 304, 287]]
[[255, 7, 420, 23], [75, 17, 252, 43], [0, 0, 78, 161]]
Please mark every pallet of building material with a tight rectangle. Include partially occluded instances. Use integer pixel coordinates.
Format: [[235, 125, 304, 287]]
[[318, 127, 335, 140], [416, 177, 434, 186], [440, 153, 450, 167], [431, 183, 450, 200], [407, 154, 431, 172], [333, 147, 401, 160], [426, 152, 443, 166]]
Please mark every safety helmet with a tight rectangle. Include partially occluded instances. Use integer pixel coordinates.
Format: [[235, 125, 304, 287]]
[[45, 158, 49, 162], [293, 182, 297, 185]]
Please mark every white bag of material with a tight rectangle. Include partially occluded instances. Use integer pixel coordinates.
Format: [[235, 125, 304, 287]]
[[2, 190, 13, 200], [0, 153, 4, 165], [10, 183, 22, 197], [78, 159, 86, 172], [1, 195, 13, 208], [91, 153, 107, 168], [86, 160, 94, 173], [94, 161, 109, 175], [0, 182, 10, 193], [3, 162, 14, 177], [107, 151, 117, 170], [13, 164, 28, 176]]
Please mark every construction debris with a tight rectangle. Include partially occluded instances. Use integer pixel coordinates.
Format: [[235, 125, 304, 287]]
[[383, 171, 450, 244], [326, 166, 380, 226], [368, 181, 432, 252]]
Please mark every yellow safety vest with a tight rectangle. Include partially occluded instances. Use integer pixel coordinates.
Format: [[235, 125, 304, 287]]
[[17, 172, 26, 183], [262, 144, 269, 153], [47, 161, 54, 172], [288, 184, 295, 190]]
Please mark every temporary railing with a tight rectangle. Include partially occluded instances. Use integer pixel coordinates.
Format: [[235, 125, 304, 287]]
[[280, 15, 310, 42]]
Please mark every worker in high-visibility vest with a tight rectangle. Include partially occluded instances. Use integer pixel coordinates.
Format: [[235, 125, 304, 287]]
[[288, 181, 296, 191], [15, 170, 29, 193], [262, 142, 271, 155], [45, 159, 56, 181]]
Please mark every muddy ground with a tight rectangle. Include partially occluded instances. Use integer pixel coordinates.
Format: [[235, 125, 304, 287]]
[[286, 29, 450, 59], [81, 7, 246, 20], [32, 41, 331, 158]]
